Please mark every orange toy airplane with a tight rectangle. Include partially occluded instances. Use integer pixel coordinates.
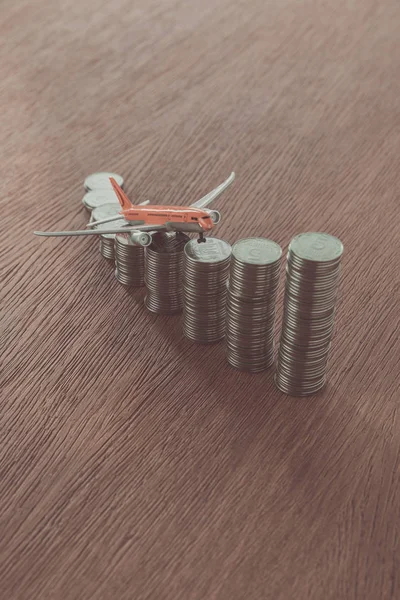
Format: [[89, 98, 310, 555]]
[[34, 172, 235, 245]]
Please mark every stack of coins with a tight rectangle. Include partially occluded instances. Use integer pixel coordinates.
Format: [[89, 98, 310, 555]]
[[84, 172, 124, 191], [275, 232, 344, 396], [115, 234, 145, 286], [144, 232, 189, 314], [82, 189, 120, 213], [92, 204, 125, 261], [182, 238, 231, 343], [226, 238, 282, 372]]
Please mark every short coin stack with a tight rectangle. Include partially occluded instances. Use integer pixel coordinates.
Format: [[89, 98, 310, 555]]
[[275, 232, 344, 396], [144, 232, 190, 314], [182, 238, 231, 343], [84, 172, 124, 192], [226, 238, 282, 372], [92, 204, 126, 261], [114, 234, 146, 286], [82, 172, 124, 212], [82, 190, 120, 213]]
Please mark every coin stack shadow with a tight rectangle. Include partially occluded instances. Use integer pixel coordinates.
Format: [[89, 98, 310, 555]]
[[275, 232, 344, 396], [144, 232, 190, 314], [182, 238, 232, 343], [225, 238, 282, 372], [114, 233, 145, 286], [91, 205, 127, 262]]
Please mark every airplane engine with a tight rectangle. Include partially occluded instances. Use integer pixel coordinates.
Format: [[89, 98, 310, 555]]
[[129, 231, 152, 247], [205, 209, 221, 224]]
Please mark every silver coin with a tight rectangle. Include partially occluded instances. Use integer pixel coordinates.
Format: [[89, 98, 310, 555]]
[[289, 232, 343, 263], [184, 238, 231, 264], [232, 237, 282, 265], [91, 204, 126, 241], [91, 203, 123, 221], [84, 172, 124, 191], [93, 219, 126, 238], [82, 190, 120, 211], [150, 231, 189, 254]]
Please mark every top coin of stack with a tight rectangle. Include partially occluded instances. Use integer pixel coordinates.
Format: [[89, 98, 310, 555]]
[[182, 238, 231, 343], [84, 172, 124, 191], [229, 238, 282, 298], [226, 238, 282, 371], [82, 189, 121, 212], [275, 232, 344, 396]]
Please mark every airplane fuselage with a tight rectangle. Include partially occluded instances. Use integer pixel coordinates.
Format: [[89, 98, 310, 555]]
[[121, 205, 214, 231]]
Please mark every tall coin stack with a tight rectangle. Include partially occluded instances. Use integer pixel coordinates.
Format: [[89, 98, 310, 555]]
[[182, 238, 231, 343], [92, 204, 126, 261], [114, 234, 146, 286], [144, 232, 190, 314], [226, 238, 282, 372], [275, 232, 344, 396]]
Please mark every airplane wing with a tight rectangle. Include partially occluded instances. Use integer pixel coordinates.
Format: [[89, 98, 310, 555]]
[[34, 224, 167, 237], [190, 171, 235, 209], [87, 198, 150, 228]]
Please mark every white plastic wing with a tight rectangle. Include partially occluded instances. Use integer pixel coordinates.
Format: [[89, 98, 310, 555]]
[[190, 172, 235, 209], [34, 224, 166, 237]]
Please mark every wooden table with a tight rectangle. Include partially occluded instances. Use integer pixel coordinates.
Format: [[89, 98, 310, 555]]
[[1, 1, 399, 598]]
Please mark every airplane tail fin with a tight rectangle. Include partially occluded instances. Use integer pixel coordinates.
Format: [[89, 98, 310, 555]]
[[110, 177, 134, 211]]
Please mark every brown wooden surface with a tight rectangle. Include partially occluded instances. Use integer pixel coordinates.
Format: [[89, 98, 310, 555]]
[[1, 1, 399, 598]]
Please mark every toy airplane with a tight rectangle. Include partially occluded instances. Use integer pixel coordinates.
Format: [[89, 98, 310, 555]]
[[34, 172, 235, 245]]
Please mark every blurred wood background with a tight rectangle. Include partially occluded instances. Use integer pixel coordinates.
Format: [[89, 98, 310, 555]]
[[1, 0, 399, 598]]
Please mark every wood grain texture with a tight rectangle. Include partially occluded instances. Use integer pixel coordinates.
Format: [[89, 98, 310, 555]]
[[1, 0, 399, 598]]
